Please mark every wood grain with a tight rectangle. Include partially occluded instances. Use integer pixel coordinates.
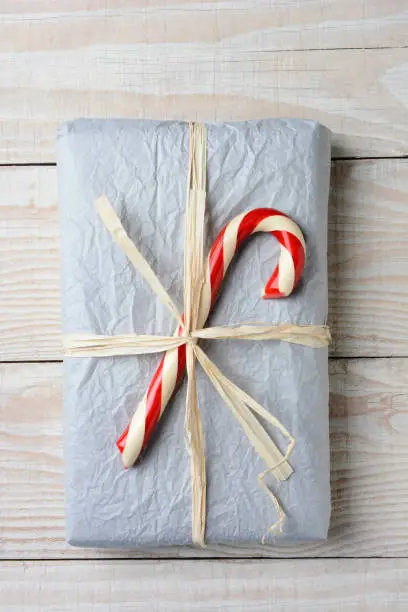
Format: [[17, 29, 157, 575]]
[[0, 167, 60, 361], [1, 559, 408, 611], [1, 358, 407, 559], [1, 0, 407, 53], [2, 160, 408, 361], [328, 159, 408, 357], [1, 44, 408, 161]]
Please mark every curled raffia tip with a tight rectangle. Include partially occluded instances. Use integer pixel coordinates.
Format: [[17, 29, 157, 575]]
[[257, 433, 295, 544], [258, 469, 286, 545], [261, 514, 285, 545]]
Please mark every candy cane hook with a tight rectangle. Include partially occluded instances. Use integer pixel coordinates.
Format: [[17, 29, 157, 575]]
[[118, 208, 306, 468]]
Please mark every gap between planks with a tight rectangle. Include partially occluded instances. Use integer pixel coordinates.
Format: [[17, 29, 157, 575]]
[[2, 154, 408, 167]]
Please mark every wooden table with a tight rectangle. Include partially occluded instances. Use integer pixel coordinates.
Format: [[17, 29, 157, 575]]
[[1, 2, 408, 610]]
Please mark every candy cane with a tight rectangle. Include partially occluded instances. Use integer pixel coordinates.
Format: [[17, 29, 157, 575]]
[[117, 208, 306, 468]]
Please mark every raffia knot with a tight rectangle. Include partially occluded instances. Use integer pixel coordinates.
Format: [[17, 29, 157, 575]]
[[185, 335, 198, 346]]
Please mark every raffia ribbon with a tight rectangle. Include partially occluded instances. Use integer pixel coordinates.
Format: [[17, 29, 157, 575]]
[[63, 122, 330, 546]]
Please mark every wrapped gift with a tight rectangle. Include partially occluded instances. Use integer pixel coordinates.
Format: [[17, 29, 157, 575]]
[[58, 118, 331, 548]]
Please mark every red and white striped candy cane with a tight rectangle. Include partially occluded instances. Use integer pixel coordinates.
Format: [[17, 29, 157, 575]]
[[117, 208, 306, 467]]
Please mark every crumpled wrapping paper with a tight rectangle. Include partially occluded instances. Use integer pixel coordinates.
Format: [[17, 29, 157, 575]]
[[57, 118, 331, 547]]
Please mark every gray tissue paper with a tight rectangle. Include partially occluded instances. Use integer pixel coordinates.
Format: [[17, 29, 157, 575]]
[[57, 118, 331, 548]]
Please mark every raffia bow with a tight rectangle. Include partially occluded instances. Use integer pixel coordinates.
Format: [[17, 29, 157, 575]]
[[63, 123, 330, 546]]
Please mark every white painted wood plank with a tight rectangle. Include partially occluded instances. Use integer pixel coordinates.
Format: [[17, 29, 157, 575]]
[[1, 161, 408, 360], [328, 159, 408, 356], [0, 167, 60, 361], [1, 0, 407, 53], [0, 46, 408, 161], [1, 559, 408, 611], [1, 358, 407, 558]]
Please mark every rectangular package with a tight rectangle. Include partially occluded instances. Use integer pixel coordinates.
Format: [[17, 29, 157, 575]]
[[58, 119, 331, 547]]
